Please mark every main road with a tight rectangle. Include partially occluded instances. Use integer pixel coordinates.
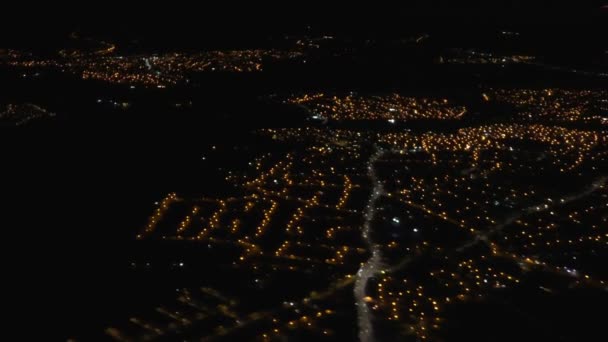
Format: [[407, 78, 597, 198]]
[[354, 147, 388, 342]]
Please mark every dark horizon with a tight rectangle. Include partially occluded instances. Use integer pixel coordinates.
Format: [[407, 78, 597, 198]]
[[2, 2, 607, 46]]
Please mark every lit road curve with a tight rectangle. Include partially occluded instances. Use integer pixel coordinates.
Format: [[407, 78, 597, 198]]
[[355, 146, 388, 342]]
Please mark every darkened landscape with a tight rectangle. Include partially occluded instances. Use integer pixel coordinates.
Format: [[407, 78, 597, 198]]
[[3, 3, 607, 341]]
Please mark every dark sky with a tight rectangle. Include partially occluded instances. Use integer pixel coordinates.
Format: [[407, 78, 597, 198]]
[[1, 1, 606, 47]]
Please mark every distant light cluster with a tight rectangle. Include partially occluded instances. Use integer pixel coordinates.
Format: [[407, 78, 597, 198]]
[[441, 49, 536, 64], [5, 49, 304, 87], [0, 103, 55, 126]]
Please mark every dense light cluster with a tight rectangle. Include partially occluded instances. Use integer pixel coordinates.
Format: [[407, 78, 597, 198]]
[[285, 93, 467, 121], [106, 89, 607, 341], [486, 88, 608, 123], [378, 123, 606, 171]]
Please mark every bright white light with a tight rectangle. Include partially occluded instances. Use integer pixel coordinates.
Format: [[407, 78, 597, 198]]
[[392, 217, 400, 224], [413, 228, 418, 233]]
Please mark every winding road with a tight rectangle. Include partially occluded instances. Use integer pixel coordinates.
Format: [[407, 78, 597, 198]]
[[355, 147, 387, 342]]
